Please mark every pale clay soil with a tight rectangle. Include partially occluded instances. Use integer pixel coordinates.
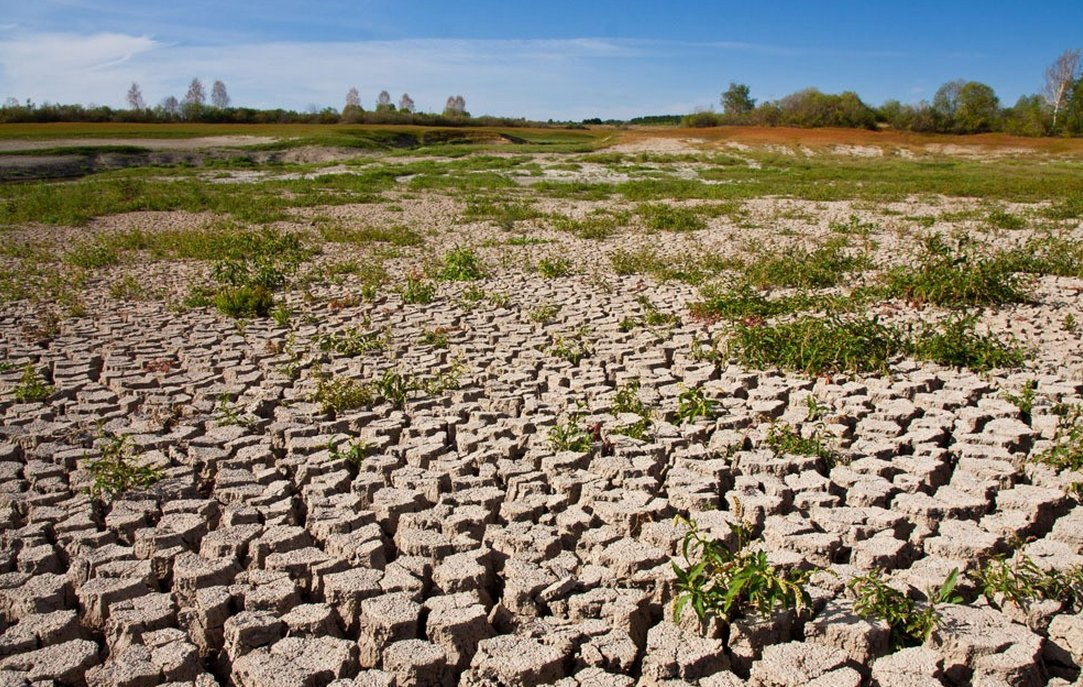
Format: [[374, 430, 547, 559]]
[[1, 138, 1083, 687]]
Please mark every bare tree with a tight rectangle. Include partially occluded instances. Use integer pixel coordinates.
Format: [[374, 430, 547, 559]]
[[184, 78, 206, 107], [211, 80, 230, 109], [444, 95, 466, 117], [126, 82, 146, 110], [345, 87, 361, 110], [398, 93, 415, 113], [376, 90, 393, 112], [160, 95, 180, 117], [1044, 49, 1082, 130]]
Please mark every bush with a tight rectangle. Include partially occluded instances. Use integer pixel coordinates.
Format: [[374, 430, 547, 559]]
[[213, 285, 274, 318], [438, 247, 486, 281], [884, 234, 1027, 307]]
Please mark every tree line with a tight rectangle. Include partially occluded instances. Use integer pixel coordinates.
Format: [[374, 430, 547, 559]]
[[0, 79, 528, 127], [685, 49, 1083, 136]]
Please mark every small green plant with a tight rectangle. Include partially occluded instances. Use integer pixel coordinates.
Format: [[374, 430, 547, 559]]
[[763, 422, 840, 467], [327, 438, 371, 471], [271, 304, 291, 327], [318, 327, 386, 357], [374, 369, 417, 409], [672, 517, 815, 623], [611, 417, 651, 440], [985, 208, 1026, 230], [400, 275, 437, 304], [727, 315, 903, 376], [1002, 379, 1038, 423], [529, 303, 561, 324], [215, 394, 251, 427], [909, 314, 1025, 371], [550, 330, 593, 365], [312, 374, 374, 415], [12, 364, 54, 403], [548, 411, 593, 453], [438, 247, 486, 281], [86, 432, 163, 501], [636, 203, 707, 232], [213, 285, 274, 318], [1034, 405, 1083, 472], [420, 328, 450, 348], [884, 234, 1027, 307], [1064, 314, 1079, 335], [537, 257, 571, 278], [676, 385, 717, 425], [849, 567, 961, 650], [613, 379, 650, 418], [828, 214, 877, 236], [971, 551, 1083, 612], [742, 237, 868, 289], [109, 275, 150, 301]]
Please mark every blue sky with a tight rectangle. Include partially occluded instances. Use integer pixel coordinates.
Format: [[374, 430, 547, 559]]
[[1, 1, 1081, 120]]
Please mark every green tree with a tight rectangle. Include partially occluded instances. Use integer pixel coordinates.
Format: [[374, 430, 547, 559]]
[[721, 82, 756, 118], [954, 81, 1000, 133], [1003, 94, 1049, 136], [1064, 78, 1083, 134]]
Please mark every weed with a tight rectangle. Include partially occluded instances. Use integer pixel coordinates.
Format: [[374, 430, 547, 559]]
[[271, 304, 291, 327], [537, 257, 571, 278], [530, 303, 561, 324], [908, 314, 1025, 371], [213, 285, 274, 318], [743, 237, 869, 289], [986, 208, 1026, 230], [971, 551, 1083, 612], [327, 438, 371, 471], [884, 234, 1027, 307], [613, 379, 650, 418], [12, 364, 54, 402], [1065, 314, 1079, 335], [318, 221, 424, 246], [611, 417, 651, 440], [1034, 405, 1083, 472], [636, 203, 707, 232], [550, 210, 625, 240], [676, 385, 718, 425], [850, 567, 961, 650], [549, 411, 593, 453], [420, 328, 450, 348], [691, 280, 790, 321], [764, 422, 840, 467], [86, 433, 163, 501], [312, 374, 374, 415], [374, 369, 417, 409], [1002, 379, 1038, 422], [109, 275, 152, 301], [438, 247, 486, 281], [672, 517, 815, 623], [728, 315, 903, 376], [829, 214, 877, 236], [64, 240, 121, 269], [399, 275, 436, 304], [997, 233, 1083, 279], [550, 330, 593, 365], [215, 394, 253, 428], [318, 326, 386, 357], [462, 198, 540, 229]]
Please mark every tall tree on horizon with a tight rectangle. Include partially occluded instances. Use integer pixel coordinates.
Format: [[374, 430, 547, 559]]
[[721, 82, 755, 117], [444, 95, 466, 117], [398, 93, 415, 113], [376, 90, 393, 112], [184, 78, 206, 107], [126, 82, 145, 110], [1044, 49, 1081, 130], [211, 80, 230, 109]]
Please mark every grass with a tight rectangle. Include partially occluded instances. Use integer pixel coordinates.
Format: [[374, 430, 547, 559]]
[[727, 315, 903, 376], [1034, 405, 1083, 472], [675, 385, 718, 425], [971, 551, 1083, 612], [12, 364, 54, 402], [437, 247, 486, 281], [635, 203, 707, 232], [550, 209, 628, 240], [462, 198, 541, 229], [317, 221, 424, 247], [743, 237, 869, 289], [908, 314, 1025, 371]]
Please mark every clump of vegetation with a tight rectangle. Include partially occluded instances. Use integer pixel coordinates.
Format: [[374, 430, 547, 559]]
[[636, 203, 707, 232], [610, 379, 653, 440], [1002, 379, 1038, 423], [690, 280, 791, 321], [884, 234, 1027, 307], [763, 422, 840, 467], [829, 214, 877, 236], [318, 221, 424, 246], [675, 385, 718, 425], [12, 363, 54, 403], [549, 410, 593, 453], [212, 284, 274, 318], [1034, 405, 1083, 472], [550, 329, 593, 365], [971, 551, 1083, 612], [318, 326, 387, 357], [399, 275, 437, 304], [728, 315, 903, 375], [462, 198, 540, 230], [312, 374, 374, 415], [551, 210, 626, 240], [420, 328, 450, 348], [109, 275, 152, 301], [672, 517, 815, 623], [537, 257, 571, 278], [438, 247, 486, 281], [327, 438, 371, 472], [908, 314, 1025, 371], [529, 303, 561, 324], [86, 432, 164, 501], [620, 295, 681, 332], [742, 237, 869, 289], [215, 394, 254, 428], [63, 240, 121, 269], [849, 567, 962, 650], [373, 369, 416, 409], [997, 232, 1083, 279]]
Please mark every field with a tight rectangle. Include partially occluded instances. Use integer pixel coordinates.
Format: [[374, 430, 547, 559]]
[[1, 123, 1082, 686]]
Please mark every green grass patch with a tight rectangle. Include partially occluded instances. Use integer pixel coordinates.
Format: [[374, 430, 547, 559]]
[[884, 234, 1028, 307]]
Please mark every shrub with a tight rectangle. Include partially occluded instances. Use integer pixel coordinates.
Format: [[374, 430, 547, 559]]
[[86, 433, 163, 501], [213, 285, 274, 318], [399, 276, 436, 304], [849, 568, 961, 650], [908, 314, 1024, 371], [12, 363, 54, 402], [676, 385, 718, 425], [438, 247, 486, 281]]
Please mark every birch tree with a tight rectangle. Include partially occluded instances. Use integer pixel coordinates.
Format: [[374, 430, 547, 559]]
[[1044, 49, 1081, 130]]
